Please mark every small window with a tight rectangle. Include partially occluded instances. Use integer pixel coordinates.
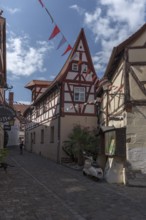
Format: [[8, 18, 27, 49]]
[[41, 129, 44, 144], [72, 63, 78, 71], [82, 64, 88, 73], [74, 87, 85, 102], [50, 126, 54, 143]]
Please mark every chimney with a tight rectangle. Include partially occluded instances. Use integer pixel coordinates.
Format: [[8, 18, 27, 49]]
[[9, 92, 14, 107]]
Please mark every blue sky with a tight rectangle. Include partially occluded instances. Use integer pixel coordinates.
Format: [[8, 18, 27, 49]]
[[0, 0, 146, 103]]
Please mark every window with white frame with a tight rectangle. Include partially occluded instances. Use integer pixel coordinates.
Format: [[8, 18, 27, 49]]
[[82, 64, 88, 73], [74, 87, 85, 102], [72, 63, 78, 71]]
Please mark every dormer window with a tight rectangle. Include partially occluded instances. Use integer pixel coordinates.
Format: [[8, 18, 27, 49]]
[[72, 63, 78, 71], [74, 87, 85, 102], [82, 64, 88, 73]]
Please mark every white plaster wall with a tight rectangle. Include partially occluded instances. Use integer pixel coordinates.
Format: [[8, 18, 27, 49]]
[[130, 29, 146, 47], [7, 121, 20, 146], [82, 52, 87, 62], [66, 72, 77, 80], [64, 93, 72, 102], [25, 118, 59, 162], [126, 106, 146, 173]]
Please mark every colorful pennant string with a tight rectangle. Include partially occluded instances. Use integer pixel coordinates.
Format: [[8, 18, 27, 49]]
[[48, 25, 60, 40], [57, 36, 66, 50], [37, 0, 72, 56], [61, 44, 72, 56], [45, 8, 54, 23], [38, 0, 44, 7]]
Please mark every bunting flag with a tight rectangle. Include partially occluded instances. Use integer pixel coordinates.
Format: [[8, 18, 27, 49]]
[[45, 8, 54, 23], [62, 44, 72, 56], [37, 0, 72, 57], [57, 36, 66, 50], [38, 0, 44, 7], [48, 25, 60, 40]]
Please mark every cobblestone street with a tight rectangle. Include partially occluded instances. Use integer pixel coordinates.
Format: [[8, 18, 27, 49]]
[[1, 147, 146, 220]]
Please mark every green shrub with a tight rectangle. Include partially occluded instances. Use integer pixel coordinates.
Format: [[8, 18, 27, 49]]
[[63, 125, 100, 165]]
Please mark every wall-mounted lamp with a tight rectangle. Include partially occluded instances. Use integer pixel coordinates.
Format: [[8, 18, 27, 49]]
[[4, 83, 13, 91]]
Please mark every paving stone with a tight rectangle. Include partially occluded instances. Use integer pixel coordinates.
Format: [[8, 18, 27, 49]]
[[0, 146, 146, 219]]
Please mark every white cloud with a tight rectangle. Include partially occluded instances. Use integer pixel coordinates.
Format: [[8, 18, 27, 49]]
[[69, 4, 85, 15], [17, 101, 31, 105], [83, 0, 146, 76], [7, 33, 54, 77], [6, 7, 21, 14]]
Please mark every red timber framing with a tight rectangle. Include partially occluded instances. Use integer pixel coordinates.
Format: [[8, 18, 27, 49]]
[[59, 28, 98, 116]]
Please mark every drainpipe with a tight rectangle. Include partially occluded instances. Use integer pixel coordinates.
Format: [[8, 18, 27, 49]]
[[57, 83, 61, 163]]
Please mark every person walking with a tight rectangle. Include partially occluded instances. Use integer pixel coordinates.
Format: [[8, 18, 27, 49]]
[[19, 140, 24, 155]]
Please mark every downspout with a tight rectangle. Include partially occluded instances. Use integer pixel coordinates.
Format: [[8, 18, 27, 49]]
[[57, 83, 62, 163]]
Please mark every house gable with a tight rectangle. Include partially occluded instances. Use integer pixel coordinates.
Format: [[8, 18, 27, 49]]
[[60, 29, 98, 116]]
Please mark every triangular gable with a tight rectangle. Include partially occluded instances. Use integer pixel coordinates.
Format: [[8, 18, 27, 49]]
[[52, 28, 97, 83], [31, 28, 98, 105], [77, 40, 85, 51]]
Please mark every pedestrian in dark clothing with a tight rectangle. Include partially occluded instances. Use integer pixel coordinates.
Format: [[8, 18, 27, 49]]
[[19, 141, 24, 155]]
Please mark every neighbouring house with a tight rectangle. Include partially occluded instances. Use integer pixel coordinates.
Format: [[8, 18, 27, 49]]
[[6, 92, 29, 147], [97, 23, 146, 186], [24, 28, 98, 163], [25, 80, 52, 102]]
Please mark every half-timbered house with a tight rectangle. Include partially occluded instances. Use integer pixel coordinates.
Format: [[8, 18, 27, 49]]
[[97, 23, 146, 186], [24, 29, 98, 163]]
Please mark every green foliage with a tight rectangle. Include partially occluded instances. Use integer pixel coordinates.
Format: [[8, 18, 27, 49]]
[[63, 125, 100, 165], [0, 148, 9, 163]]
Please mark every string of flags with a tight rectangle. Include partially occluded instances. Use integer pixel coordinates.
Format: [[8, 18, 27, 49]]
[[37, 0, 72, 56], [37, 0, 99, 83]]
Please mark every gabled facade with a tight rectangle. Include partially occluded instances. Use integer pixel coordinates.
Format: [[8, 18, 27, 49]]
[[24, 29, 98, 163], [97, 23, 146, 186]]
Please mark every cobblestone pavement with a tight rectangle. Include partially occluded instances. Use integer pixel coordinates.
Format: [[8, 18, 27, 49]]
[[1, 147, 146, 220]]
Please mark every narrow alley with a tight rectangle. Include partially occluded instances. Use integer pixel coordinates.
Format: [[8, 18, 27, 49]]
[[0, 147, 146, 220]]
